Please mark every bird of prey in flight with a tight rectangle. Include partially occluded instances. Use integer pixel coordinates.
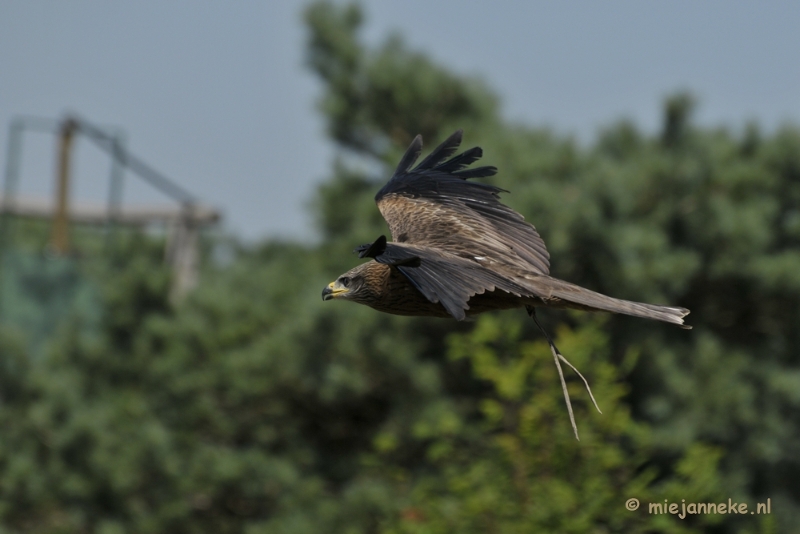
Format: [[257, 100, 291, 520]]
[[323, 130, 690, 439]]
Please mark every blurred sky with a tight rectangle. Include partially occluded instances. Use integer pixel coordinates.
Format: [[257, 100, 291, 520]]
[[2, 1, 799, 242]]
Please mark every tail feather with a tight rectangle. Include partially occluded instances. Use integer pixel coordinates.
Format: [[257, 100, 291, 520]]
[[521, 274, 691, 329]]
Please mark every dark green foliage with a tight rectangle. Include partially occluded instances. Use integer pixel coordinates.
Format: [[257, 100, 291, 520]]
[[382, 316, 725, 533], [0, 2, 797, 532], [304, 3, 800, 531]]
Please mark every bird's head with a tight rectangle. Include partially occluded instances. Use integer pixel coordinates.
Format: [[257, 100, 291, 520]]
[[322, 262, 382, 305]]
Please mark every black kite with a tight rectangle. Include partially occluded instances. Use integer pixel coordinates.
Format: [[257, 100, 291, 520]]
[[323, 130, 690, 438]]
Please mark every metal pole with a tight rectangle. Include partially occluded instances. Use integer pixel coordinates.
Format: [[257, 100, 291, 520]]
[[1, 118, 24, 248], [168, 202, 200, 303], [2, 118, 24, 214], [50, 118, 77, 255], [77, 118, 196, 205], [105, 132, 126, 250], [0, 119, 25, 322]]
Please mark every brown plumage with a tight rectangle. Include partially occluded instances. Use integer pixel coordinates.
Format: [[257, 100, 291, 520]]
[[322, 130, 691, 439]]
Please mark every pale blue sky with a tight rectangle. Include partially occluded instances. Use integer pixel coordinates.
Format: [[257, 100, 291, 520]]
[[2, 1, 798, 241]]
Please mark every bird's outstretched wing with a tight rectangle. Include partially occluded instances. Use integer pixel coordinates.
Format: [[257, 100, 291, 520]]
[[375, 130, 550, 275], [356, 235, 691, 327]]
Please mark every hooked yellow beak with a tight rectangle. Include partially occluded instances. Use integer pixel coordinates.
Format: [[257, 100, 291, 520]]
[[322, 281, 348, 301]]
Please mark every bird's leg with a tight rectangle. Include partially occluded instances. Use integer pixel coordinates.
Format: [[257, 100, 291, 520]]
[[525, 306, 602, 441]]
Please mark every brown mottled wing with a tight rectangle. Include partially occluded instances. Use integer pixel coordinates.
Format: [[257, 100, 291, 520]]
[[375, 130, 550, 274]]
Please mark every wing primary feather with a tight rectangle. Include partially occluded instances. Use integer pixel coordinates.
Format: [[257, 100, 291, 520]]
[[434, 147, 484, 173], [393, 135, 423, 176], [415, 129, 463, 170], [453, 166, 498, 179]]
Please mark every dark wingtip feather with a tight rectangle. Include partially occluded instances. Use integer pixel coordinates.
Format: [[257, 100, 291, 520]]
[[394, 135, 423, 176], [453, 165, 498, 179], [356, 235, 388, 258], [415, 130, 463, 170], [435, 146, 483, 174]]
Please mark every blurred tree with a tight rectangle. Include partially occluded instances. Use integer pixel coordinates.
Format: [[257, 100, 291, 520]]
[[304, 2, 800, 531], [376, 315, 726, 534]]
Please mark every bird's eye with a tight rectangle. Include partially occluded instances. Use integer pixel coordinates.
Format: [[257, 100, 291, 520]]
[[340, 276, 351, 288]]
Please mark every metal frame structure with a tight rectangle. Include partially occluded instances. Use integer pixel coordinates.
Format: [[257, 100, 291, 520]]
[[1, 114, 221, 306]]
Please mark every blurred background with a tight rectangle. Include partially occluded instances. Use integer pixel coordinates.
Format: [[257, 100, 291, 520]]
[[1, 1, 799, 532]]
